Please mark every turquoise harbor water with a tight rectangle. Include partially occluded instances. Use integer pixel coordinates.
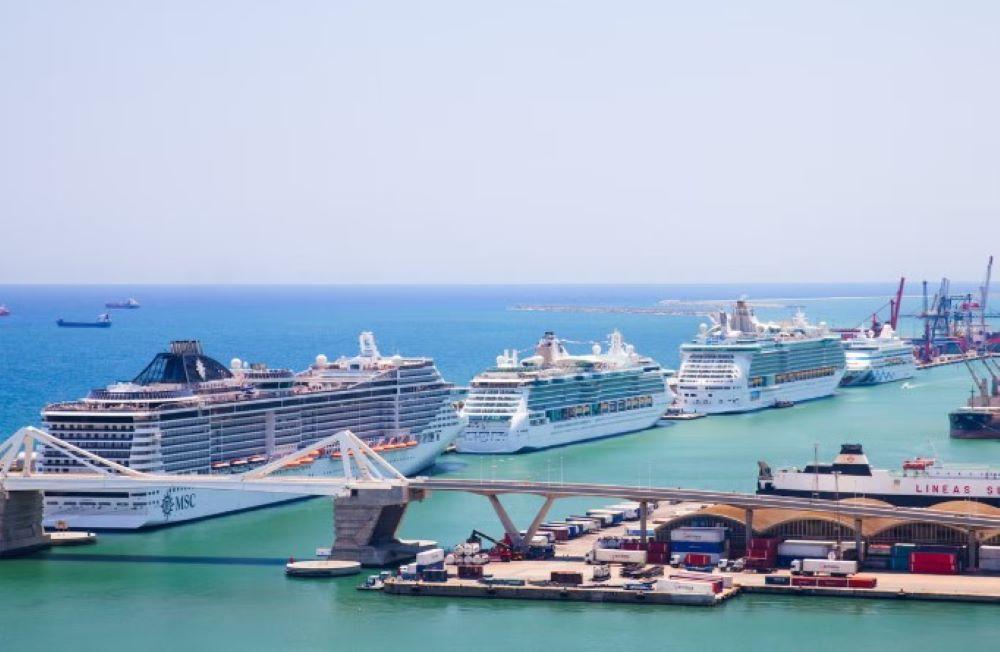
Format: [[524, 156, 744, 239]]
[[0, 284, 997, 650]]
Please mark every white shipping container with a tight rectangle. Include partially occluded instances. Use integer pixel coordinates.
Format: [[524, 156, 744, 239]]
[[670, 527, 727, 543], [567, 520, 597, 533], [978, 558, 1000, 571], [653, 579, 715, 596], [416, 548, 445, 565], [978, 545, 1000, 559], [799, 559, 858, 575], [607, 504, 641, 519], [585, 511, 615, 525], [592, 548, 647, 564], [530, 535, 551, 547], [778, 542, 836, 558]]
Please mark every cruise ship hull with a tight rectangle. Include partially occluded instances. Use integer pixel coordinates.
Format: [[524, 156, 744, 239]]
[[42, 432, 457, 530], [457, 404, 665, 454], [682, 373, 844, 415], [840, 363, 915, 387]]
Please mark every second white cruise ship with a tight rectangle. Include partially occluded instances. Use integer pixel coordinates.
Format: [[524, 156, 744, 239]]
[[675, 300, 846, 414], [39, 333, 464, 529], [839, 325, 916, 386], [456, 331, 672, 454]]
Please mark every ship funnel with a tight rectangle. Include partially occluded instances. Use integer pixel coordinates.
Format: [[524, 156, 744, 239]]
[[358, 332, 381, 359], [170, 340, 204, 355]]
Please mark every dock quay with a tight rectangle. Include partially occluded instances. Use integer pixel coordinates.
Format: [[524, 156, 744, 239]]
[[916, 351, 997, 370]]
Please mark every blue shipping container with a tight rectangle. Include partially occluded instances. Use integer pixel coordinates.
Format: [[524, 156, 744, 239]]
[[670, 541, 726, 554]]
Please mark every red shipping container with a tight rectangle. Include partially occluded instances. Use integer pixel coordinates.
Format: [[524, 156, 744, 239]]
[[685, 553, 712, 566], [647, 552, 668, 565], [457, 565, 484, 579], [648, 542, 669, 554], [791, 576, 818, 587], [909, 552, 957, 575], [817, 577, 849, 588], [539, 528, 569, 542], [848, 576, 878, 589]]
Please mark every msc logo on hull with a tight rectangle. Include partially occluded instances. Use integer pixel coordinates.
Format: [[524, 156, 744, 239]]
[[160, 491, 196, 519]]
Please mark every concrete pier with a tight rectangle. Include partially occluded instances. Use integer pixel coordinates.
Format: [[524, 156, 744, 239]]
[[329, 485, 432, 566], [0, 491, 49, 556]]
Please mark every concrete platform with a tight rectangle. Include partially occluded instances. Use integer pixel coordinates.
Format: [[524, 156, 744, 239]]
[[47, 531, 97, 547], [285, 560, 362, 578]]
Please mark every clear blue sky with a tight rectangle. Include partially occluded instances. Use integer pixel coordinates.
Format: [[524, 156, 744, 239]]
[[1, 2, 997, 284]]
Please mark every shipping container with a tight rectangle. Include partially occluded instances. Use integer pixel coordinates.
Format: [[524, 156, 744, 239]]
[[607, 504, 641, 520], [790, 576, 818, 587], [647, 552, 669, 565], [416, 548, 445, 565], [583, 511, 615, 526], [909, 552, 958, 575], [653, 579, 716, 595], [588, 509, 624, 524], [978, 558, 1000, 571], [979, 545, 1000, 559], [648, 541, 669, 554], [457, 565, 484, 579], [670, 540, 726, 554], [569, 515, 606, 529], [866, 544, 892, 557], [848, 575, 878, 589], [778, 541, 837, 558], [793, 559, 858, 577], [420, 569, 449, 582], [550, 571, 584, 585], [670, 571, 730, 590], [764, 574, 791, 586], [684, 553, 715, 567], [626, 528, 658, 538], [816, 577, 849, 588], [589, 548, 648, 564], [566, 519, 597, 533], [670, 527, 727, 544]]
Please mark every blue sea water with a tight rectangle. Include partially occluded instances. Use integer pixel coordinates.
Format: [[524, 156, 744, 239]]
[[0, 284, 996, 650]]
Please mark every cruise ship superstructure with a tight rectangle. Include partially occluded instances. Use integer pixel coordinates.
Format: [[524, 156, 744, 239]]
[[675, 300, 846, 414], [39, 334, 464, 529], [839, 325, 916, 386], [456, 331, 671, 454]]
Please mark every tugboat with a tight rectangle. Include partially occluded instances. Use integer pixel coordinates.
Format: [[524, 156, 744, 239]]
[[105, 297, 140, 309], [57, 313, 112, 328]]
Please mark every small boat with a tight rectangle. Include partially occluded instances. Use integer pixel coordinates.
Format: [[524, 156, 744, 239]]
[[0, 305, 10, 317], [357, 574, 386, 591], [57, 313, 112, 328], [248, 454, 267, 464], [774, 400, 795, 409], [105, 297, 140, 309]]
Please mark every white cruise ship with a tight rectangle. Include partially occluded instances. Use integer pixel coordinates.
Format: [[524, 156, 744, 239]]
[[39, 334, 464, 529], [839, 325, 916, 386], [675, 300, 846, 414], [456, 331, 671, 454]]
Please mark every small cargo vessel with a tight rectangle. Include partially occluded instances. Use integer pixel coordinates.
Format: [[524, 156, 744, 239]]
[[105, 297, 141, 309], [57, 313, 112, 328], [759, 443, 1000, 507], [949, 356, 1000, 439], [0, 304, 10, 317]]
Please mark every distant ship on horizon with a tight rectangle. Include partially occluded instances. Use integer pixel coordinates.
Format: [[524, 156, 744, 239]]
[[57, 313, 112, 328], [105, 297, 140, 309]]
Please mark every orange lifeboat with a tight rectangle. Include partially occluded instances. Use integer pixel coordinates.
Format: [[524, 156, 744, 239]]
[[903, 457, 935, 471]]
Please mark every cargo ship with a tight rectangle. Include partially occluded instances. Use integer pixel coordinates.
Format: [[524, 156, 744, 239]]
[[456, 330, 671, 453], [105, 297, 141, 309], [57, 313, 112, 328], [0, 304, 9, 317], [674, 300, 845, 414], [39, 333, 464, 529], [949, 357, 1000, 439], [758, 443, 1000, 507]]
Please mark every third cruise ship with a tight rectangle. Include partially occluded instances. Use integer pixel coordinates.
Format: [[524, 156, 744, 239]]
[[456, 331, 671, 453], [675, 300, 846, 414]]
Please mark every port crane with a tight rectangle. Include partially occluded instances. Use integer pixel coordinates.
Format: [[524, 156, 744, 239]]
[[913, 256, 998, 361]]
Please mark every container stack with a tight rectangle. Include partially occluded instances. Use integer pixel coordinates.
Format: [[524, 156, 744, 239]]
[[457, 565, 485, 580], [863, 544, 892, 570], [776, 540, 837, 568], [670, 527, 727, 567], [891, 543, 966, 574], [744, 538, 779, 571], [550, 570, 584, 585], [980, 545, 1000, 572]]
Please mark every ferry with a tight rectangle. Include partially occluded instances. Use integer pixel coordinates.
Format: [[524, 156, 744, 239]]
[[839, 325, 916, 386], [39, 333, 465, 529], [105, 298, 141, 309], [57, 313, 112, 328], [674, 300, 846, 414], [758, 443, 1000, 507], [455, 330, 671, 454]]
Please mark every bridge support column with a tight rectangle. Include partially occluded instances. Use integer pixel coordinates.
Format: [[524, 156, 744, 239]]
[[854, 518, 864, 564], [639, 501, 648, 547], [486, 495, 522, 544], [968, 529, 978, 570], [330, 485, 428, 567], [744, 508, 754, 555], [0, 491, 49, 557]]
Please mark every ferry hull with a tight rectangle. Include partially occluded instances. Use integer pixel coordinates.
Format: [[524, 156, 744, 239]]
[[42, 432, 457, 530], [758, 486, 1000, 509], [680, 373, 845, 415], [456, 404, 666, 454]]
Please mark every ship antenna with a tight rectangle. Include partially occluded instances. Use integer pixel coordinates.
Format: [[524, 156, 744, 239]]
[[812, 442, 819, 500]]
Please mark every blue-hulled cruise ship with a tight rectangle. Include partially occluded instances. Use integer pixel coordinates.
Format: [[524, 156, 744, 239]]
[[39, 333, 464, 529], [839, 325, 916, 386], [456, 331, 672, 453], [675, 300, 846, 414]]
